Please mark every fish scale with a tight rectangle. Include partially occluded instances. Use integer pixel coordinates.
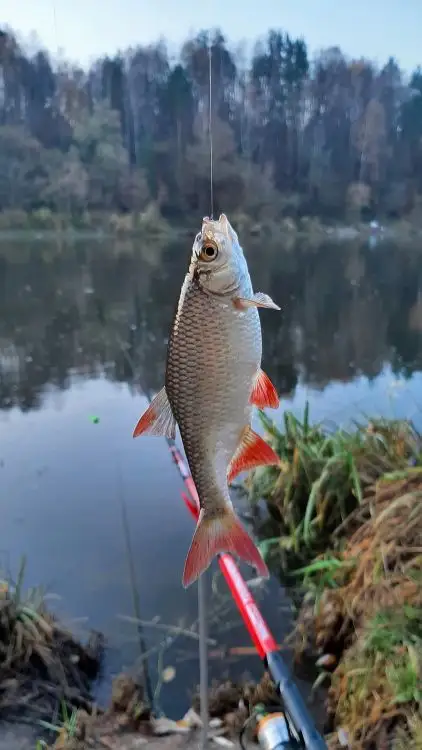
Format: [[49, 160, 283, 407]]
[[133, 214, 282, 588], [166, 275, 261, 515]]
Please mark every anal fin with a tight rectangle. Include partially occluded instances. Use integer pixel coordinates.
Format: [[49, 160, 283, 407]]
[[233, 292, 280, 311], [250, 368, 279, 409], [227, 425, 280, 484], [133, 386, 176, 439]]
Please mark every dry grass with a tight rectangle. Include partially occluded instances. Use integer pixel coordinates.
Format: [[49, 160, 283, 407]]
[[0, 557, 102, 725], [294, 470, 422, 749], [243, 406, 422, 748]]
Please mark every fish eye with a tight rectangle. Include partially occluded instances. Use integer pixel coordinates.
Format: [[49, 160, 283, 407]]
[[199, 243, 218, 262]]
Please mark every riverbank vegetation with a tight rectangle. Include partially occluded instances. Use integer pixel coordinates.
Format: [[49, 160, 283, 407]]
[[0, 562, 282, 749], [245, 407, 422, 748], [2, 26, 422, 226], [0, 556, 232, 749], [0, 557, 103, 742], [0, 560, 103, 715]]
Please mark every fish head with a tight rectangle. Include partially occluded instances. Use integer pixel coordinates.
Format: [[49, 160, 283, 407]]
[[190, 214, 248, 296]]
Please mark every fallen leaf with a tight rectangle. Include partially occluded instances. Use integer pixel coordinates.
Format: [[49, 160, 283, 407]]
[[162, 666, 176, 683]]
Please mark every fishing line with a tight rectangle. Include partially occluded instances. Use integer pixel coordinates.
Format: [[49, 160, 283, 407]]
[[196, 36, 215, 748], [93, 317, 154, 708], [115, 453, 155, 708], [208, 35, 214, 219]]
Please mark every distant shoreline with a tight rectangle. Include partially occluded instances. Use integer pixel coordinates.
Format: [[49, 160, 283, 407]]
[[0, 209, 422, 245]]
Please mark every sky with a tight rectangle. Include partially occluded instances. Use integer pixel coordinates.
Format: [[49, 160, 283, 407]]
[[1, 0, 421, 73]]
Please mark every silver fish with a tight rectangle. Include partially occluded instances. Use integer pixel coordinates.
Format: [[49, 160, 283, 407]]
[[133, 214, 281, 587]]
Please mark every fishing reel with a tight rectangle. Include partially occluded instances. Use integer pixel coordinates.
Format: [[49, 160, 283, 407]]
[[240, 703, 303, 750]]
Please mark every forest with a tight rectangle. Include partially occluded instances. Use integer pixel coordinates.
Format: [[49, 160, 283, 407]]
[[1, 25, 422, 223]]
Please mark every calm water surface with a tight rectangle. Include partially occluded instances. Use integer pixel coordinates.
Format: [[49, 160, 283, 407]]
[[1, 235, 422, 716]]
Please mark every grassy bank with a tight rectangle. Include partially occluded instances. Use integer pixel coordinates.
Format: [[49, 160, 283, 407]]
[[245, 407, 422, 748]]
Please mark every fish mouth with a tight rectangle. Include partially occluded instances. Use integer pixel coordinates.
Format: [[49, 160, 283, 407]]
[[194, 230, 219, 260]]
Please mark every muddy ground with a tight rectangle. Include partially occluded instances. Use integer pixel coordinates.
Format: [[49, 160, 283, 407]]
[[0, 722, 256, 749]]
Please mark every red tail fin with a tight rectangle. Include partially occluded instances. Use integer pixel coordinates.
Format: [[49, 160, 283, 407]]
[[182, 508, 269, 588]]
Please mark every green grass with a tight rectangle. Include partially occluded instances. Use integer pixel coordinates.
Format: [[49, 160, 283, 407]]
[[37, 700, 80, 748], [246, 404, 421, 568], [286, 555, 356, 605]]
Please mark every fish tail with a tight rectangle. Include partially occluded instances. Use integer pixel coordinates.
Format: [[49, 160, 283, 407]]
[[182, 507, 269, 588]]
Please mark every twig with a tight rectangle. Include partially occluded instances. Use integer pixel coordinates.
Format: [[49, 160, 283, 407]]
[[116, 614, 217, 646]]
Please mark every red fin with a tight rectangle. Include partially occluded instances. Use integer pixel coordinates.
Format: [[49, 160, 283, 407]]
[[227, 426, 280, 484], [133, 387, 176, 439], [250, 369, 279, 409], [182, 508, 269, 588]]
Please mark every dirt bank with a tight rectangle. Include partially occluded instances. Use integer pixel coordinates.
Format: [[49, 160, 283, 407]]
[[27, 674, 278, 749]]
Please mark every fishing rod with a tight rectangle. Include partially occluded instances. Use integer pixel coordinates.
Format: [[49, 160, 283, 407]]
[[165, 436, 327, 750]]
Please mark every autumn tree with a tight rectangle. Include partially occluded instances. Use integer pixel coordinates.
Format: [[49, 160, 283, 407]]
[[1, 25, 422, 220]]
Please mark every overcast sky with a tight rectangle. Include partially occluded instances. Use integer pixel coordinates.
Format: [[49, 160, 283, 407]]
[[1, 0, 421, 73]]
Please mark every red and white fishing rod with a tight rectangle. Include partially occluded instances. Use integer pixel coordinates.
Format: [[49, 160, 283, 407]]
[[167, 438, 327, 750], [168, 441, 277, 659]]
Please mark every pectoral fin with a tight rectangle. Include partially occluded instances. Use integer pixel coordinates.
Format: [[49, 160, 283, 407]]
[[250, 368, 279, 409], [133, 387, 176, 439], [233, 292, 280, 311], [227, 425, 280, 484]]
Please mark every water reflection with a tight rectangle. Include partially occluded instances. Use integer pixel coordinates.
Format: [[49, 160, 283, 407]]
[[1, 235, 422, 716], [1, 237, 422, 412]]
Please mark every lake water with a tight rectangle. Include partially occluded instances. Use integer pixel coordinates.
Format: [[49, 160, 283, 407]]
[[1, 234, 422, 718]]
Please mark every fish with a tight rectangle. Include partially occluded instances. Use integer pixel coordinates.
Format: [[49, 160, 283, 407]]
[[133, 213, 281, 588]]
